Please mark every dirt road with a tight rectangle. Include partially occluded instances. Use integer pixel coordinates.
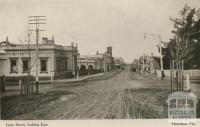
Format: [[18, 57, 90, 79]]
[[4, 68, 174, 120]]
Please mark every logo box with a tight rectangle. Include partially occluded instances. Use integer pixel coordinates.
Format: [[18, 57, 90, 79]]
[[166, 91, 198, 123]]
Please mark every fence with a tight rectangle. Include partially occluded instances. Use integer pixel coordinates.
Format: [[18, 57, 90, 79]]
[[0, 75, 36, 94], [156, 69, 200, 80]]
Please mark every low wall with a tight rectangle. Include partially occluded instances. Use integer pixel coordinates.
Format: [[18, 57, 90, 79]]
[[184, 70, 200, 77], [2, 72, 74, 85], [156, 69, 200, 80]]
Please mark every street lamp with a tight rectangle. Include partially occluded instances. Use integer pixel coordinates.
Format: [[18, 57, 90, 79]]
[[144, 33, 164, 80]]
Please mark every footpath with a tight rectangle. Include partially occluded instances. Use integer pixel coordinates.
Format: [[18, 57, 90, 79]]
[[40, 70, 116, 84], [1, 70, 120, 97]]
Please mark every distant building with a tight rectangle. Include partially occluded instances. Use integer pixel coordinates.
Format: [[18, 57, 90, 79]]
[[0, 37, 78, 80], [78, 54, 104, 73], [77, 46, 114, 74], [114, 57, 124, 69], [137, 54, 164, 73], [103, 46, 115, 71]]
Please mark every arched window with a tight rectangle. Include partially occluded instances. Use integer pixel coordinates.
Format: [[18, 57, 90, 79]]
[[80, 65, 86, 71], [88, 65, 94, 70]]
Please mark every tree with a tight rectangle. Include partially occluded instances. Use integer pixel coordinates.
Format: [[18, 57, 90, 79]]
[[164, 5, 200, 91], [18, 30, 33, 95], [18, 28, 41, 95]]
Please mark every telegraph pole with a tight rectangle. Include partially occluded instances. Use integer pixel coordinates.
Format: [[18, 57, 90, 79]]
[[158, 35, 164, 80], [28, 16, 46, 93]]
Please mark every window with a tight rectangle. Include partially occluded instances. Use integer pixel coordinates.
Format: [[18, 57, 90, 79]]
[[65, 59, 68, 71], [22, 58, 30, 72], [40, 58, 48, 72], [10, 59, 18, 73], [56, 57, 62, 72], [56, 58, 59, 72]]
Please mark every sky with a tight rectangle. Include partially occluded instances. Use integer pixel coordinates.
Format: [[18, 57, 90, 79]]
[[0, 0, 200, 63]]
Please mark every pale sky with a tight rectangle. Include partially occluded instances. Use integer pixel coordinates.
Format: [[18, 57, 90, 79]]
[[0, 0, 200, 63]]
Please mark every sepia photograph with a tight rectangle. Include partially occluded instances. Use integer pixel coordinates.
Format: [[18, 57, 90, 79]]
[[0, 0, 200, 126]]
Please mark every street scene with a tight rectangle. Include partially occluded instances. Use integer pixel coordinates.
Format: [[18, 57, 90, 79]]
[[1, 67, 200, 120], [0, 0, 200, 122]]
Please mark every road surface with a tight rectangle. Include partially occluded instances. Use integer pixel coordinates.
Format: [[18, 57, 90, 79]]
[[2, 68, 199, 120]]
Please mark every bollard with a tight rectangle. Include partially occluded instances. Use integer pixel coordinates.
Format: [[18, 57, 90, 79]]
[[77, 72, 79, 79], [19, 79, 22, 95], [186, 74, 190, 91], [36, 81, 39, 94]]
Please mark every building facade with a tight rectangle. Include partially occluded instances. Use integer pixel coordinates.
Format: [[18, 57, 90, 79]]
[[103, 46, 115, 71], [77, 46, 114, 74], [0, 37, 78, 80], [114, 57, 124, 69], [137, 55, 165, 73], [78, 54, 104, 72]]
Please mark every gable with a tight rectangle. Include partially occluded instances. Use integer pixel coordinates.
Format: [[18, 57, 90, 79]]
[[0, 41, 16, 46]]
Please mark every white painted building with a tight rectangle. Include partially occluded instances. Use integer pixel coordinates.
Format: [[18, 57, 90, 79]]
[[77, 46, 114, 73], [0, 37, 78, 80]]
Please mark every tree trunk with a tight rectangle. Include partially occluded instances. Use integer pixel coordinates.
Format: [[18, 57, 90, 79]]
[[176, 61, 179, 91]]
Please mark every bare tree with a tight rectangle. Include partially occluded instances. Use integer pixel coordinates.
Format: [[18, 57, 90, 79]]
[[18, 28, 43, 95]]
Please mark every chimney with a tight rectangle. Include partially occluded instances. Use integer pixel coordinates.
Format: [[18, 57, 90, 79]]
[[6, 36, 9, 42], [52, 36, 55, 44]]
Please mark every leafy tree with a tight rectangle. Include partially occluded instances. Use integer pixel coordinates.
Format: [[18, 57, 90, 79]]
[[164, 5, 200, 91], [169, 5, 200, 62]]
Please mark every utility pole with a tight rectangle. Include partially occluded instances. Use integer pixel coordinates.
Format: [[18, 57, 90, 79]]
[[143, 53, 145, 75], [28, 16, 46, 94], [27, 31, 32, 95], [158, 35, 164, 80], [144, 33, 164, 80]]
